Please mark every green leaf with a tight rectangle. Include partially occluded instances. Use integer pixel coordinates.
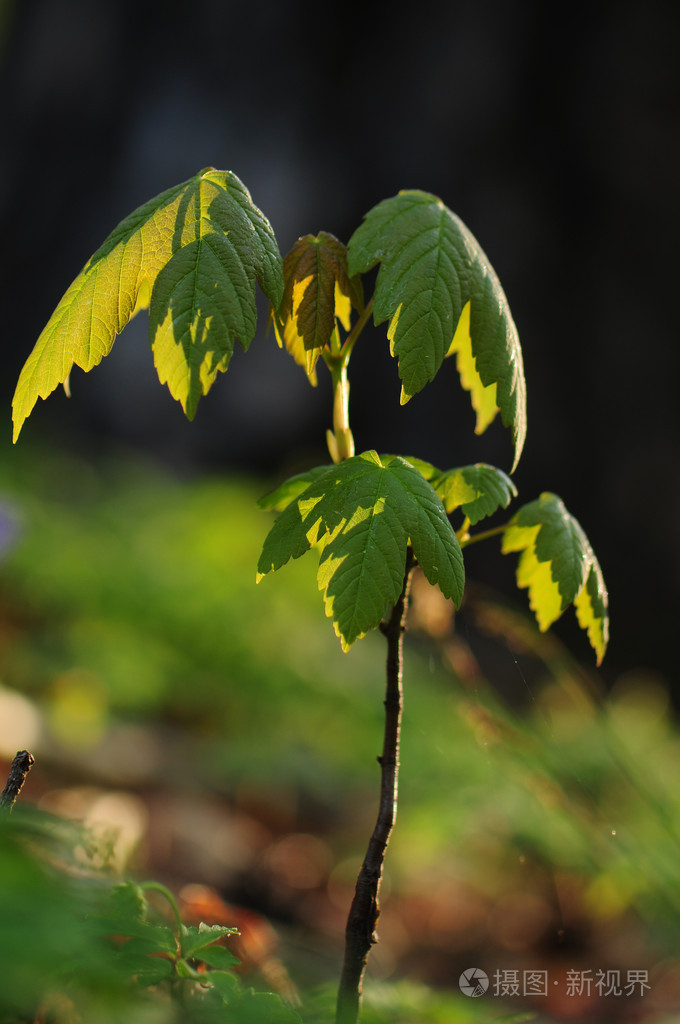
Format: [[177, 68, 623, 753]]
[[195, 943, 240, 970], [116, 931, 177, 956], [95, 919, 177, 952], [205, 971, 303, 1022], [207, 969, 242, 1002], [447, 299, 504, 436], [501, 492, 609, 663], [347, 190, 527, 470], [257, 451, 464, 649], [99, 880, 147, 924], [114, 947, 174, 986], [181, 922, 239, 959], [222, 989, 303, 1024], [258, 464, 333, 511], [410, 460, 517, 524], [13, 168, 283, 439], [272, 233, 363, 383]]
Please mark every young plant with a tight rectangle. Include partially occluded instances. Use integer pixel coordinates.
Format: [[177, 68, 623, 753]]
[[0, 795, 301, 1023], [13, 168, 609, 1023]]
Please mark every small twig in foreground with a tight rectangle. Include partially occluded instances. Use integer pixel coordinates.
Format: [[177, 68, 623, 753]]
[[0, 750, 35, 812]]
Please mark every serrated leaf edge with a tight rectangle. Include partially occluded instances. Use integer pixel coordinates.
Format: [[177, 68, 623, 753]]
[[502, 492, 609, 663]]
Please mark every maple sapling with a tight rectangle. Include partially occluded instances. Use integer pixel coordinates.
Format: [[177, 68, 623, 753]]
[[13, 168, 608, 1024]]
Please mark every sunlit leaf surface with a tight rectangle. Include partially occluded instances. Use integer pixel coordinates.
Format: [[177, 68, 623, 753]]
[[272, 233, 363, 383], [347, 191, 526, 469], [13, 169, 283, 438], [257, 451, 464, 649], [502, 492, 609, 663], [409, 459, 517, 525]]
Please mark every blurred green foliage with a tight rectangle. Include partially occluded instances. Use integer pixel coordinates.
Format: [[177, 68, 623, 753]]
[[0, 446, 678, 1021], [0, 807, 302, 1022]]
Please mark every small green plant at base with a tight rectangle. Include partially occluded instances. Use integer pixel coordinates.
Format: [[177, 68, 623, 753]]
[[0, 802, 301, 1023], [12, 168, 608, 1024]]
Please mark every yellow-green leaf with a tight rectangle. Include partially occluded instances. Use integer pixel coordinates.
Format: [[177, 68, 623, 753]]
[[258, 464, 332, 511], [13, 169, 283, 439], [446, 301, 500, 435], [502, 492, 609, 663], [409, 459, 517, 525], [257, 451, 464, 649], [272, 233, 363, 383], [271, 312, 320, 385]]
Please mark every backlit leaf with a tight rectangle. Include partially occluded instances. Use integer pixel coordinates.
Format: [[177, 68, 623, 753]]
[[347, 190, 527, 469], [447, 300, 501, 435], [272, 233, 363, 383], [258, 464, 332, 511], [408, 459, 517, 525], [257, 451, 464, 649], [271, 313, 320, 385], [502, 492, 609, 663], [13, 169, 283, 439]]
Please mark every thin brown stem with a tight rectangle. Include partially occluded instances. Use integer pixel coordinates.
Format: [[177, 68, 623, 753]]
[[336, 550, 416, 1024]]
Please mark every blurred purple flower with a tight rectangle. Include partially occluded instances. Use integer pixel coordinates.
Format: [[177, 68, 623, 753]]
[[0, 500, 22, 558]]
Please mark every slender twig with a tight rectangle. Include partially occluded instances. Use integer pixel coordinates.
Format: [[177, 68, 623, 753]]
[[336, 550, 416, 1024], [0, 750, 35, 812]]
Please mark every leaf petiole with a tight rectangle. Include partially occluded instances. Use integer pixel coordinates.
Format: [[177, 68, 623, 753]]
[[329, 321, 343, 356], [458, 522, 510, 548], [340, 296, 373, 362], [455, 516, 472, 543]]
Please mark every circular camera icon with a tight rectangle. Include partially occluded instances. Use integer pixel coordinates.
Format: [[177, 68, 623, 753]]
[[459, 967, 489, 997]]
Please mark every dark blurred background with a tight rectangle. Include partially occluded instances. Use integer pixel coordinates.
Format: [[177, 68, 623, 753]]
[[0, 0, 678, 688]]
